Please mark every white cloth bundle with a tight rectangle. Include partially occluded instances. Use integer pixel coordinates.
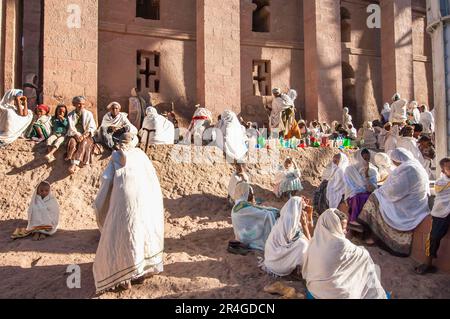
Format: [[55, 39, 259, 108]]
[[263, 197, 309, 277]]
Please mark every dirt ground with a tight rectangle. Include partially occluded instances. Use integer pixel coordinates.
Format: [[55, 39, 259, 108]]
[[1, 140, 450, 299]]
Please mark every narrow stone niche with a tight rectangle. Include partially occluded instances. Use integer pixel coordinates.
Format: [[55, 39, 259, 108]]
[[136, 0, 160, 20], [252, 0, 270, 33]]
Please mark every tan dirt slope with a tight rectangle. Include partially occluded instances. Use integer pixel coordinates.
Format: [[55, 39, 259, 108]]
[[0, 140, 450, 299]]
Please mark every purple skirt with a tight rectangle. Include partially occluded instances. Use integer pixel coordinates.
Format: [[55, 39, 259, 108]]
[[347, 192, 371, 222]]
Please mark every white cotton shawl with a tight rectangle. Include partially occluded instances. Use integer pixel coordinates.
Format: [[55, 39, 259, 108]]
[[381, 103, 391, 122], [263, 197, 309, 277], [374, 148, 430, 231], [183, 107, 212, 145], [26, 190, 60, 235], [228, 173, 250, 200], [140, 107, 174, 145], [358, 122, 377, 148], [302, 209, 386, 299], [419, 111, 435, 134], [431, 174, 450, 219], [0, 89, 33, 144], [326, 153, 350, 208], [93, 148, 164, 292], [384, 125, 399, 153], [344, 151, 379, 199], [67, 109, 97, 137], [373, 152, 395, 182], [389, 99, 407, 123], [216, 110, 248, 161]]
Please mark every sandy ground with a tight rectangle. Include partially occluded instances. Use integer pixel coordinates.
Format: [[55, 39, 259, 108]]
[[1, 140, 450, 299]]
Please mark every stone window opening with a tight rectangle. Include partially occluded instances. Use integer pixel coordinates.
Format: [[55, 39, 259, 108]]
[[137, 51, 160, 93], [341, 7, 351, 43], [252, 0, 270, 33], [136, 0, 160, 20], [342, 62, 357, 124], [253, 60, 271, 96]]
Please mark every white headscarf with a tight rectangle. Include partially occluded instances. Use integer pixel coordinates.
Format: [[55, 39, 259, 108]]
[[263, 197, 309, 277], [344, 150, 379, 199], [373, 152, 395, 182], [27, 182, 60, 235], [216, 110, 248, 161], [326, 153, 350, 208], [0, 89, 33, 144], [373, 148, 430, 231], [140, 106, 174, 145], [302, 209, 386, 299], [0, 89, 23, 110]]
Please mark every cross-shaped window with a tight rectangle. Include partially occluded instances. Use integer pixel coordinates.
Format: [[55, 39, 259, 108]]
[[253, 60, 271, 96], [137, 51, 160, 93]]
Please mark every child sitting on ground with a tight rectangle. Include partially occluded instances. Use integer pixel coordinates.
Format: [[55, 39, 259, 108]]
[[27, 104, 52, 142], [45, 104, 69, 162], [11, 181, 60, 241], [415, 158, 450, 275], [273, 157, 303, 199], [227, 163, 250, 207]]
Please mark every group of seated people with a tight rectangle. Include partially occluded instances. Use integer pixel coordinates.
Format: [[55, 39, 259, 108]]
[[228, 145, 449, 298]]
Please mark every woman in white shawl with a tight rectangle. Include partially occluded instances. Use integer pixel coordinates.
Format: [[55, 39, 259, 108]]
[[93, 133, 164, 293], [344, 149, 379, 223], [139, 106, 174, 147], [407, 101, 421, 124], [418, 104, 435, 137], [231, 182, 279, 251], [302, 209, 387, 299], [97, 102, 138, 149], [381, 103, 391, 123], [183, 106, 212, 145], [216, 110, 248, 162], [326, 153, 350, 209], [66, 96, 98, 174], [359, 148, 430, 257], [384, 124, 399, 153], [389, 93, 407, 124], [0, 89, 33, 145], [397, 125, 432, 177], [273, 157, 303, 198], [358, 121, 377, 149], [262, 197, 311, 277], [343, 107, 353, 128]]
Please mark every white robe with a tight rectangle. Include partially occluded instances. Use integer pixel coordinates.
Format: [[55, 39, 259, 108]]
[[302, 209, 386, 299], [419, 111, 435, 134], [344, 151, 379, 200], [375, 154, 430, 231], [139, 108, 174, 145], [396, 136, 432, 177], [431, 174, 450, 219], [99, 112, 138, 146], [26, 191, 60, 236], [183, 108, 212, 145], [228, 173, 250, 201], [373, 152, 395, 183], [263, 197, 309, 277], [389, 99, 407, 123], [93, 148, 164, 292], [0, 89, 33, 144], [216, 110, 248, 161], [383, 126, 399, 153], [67, 109, 97, 137], [326, 154, 349, 208]]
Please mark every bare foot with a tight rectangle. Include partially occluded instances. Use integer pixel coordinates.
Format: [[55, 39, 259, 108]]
[[38, 233, 47, 241]]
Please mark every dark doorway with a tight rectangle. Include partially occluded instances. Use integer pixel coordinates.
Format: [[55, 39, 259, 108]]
[[342, 62, 358, 124]]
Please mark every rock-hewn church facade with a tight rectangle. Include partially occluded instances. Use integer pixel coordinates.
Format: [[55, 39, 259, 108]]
[[0, 0, 433, 127]]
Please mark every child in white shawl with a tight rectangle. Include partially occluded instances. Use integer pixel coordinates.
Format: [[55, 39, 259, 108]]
[[415, 158, 450, 275], [302, 209, 387, 299], [11, 181, 60, 241], [262, 197, 312, 277], [273, 157, 303, 198], [227, 163, 250, 206]]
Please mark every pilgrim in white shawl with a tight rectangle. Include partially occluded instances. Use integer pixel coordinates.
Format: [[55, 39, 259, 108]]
[[128, 88, 147, 130], [273, 157, 303, 199], [346, 123, 358, 140], [0, 89, 33, 145], [397, 125, 432, 178], [313, 153, 347, 215], [384, 124, 399, 153], [183, 105, 213, 145], [11, 181, 60, 241], [389, 93, 407, 124], [359, 148, 430, 257], [231, 182, 279, 251], [358, 121, 377, 149], [377, 122, 392, 150], [93, 133, 164, 293], [381, 103, 391, 124], [262, 197, 312, 277], [302, 209, 387, 300], [343, 107, 353, 128], [65, 96, 98, 174], [97, 102, 138, 150], [344, 149, 379, 223], [415, 158, 450, 274], [139, 106, 175, 147], [215, 110, 248, 162], [418, 104, 435, 137], [267, 88, 297, 136], [372, 152, 395, 183], [407, 101, 421, 124], [227, 163, 250, 207]]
